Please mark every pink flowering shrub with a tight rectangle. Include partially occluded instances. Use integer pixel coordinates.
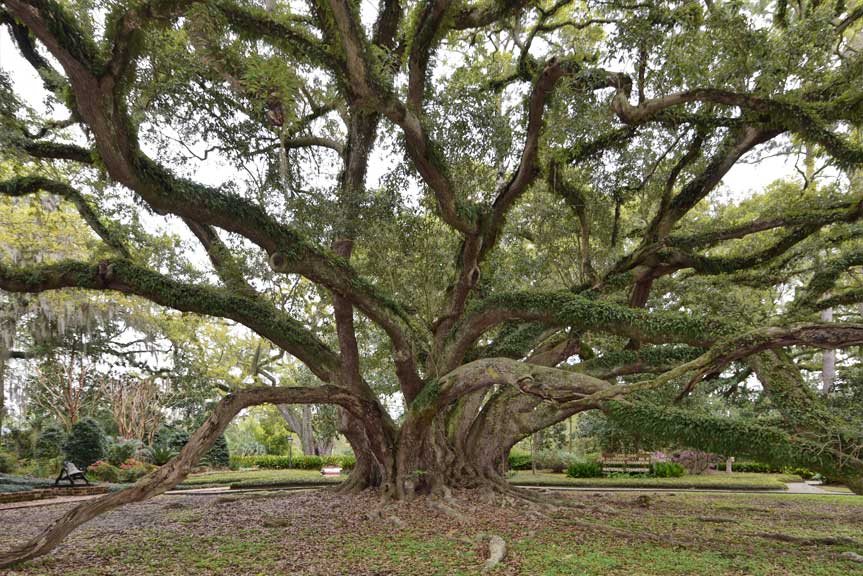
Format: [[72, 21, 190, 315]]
[[671, 451, 720, 475]]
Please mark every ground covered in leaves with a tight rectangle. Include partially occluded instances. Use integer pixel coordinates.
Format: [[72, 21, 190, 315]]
[[2, 489, 862, 575]]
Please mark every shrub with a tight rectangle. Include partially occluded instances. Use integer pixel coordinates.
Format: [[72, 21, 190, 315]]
[[107, 439, 142, 466], [650, 462, 685, 478], [63, 418, 106, 469], [118, 458, 157, 483], [87, 460, 121, 483], [156, 426, 229, 468], [508, 452, 532, 470], [566, 461, 603, 478], [149, 444, 177, 466], [534, 450, 576, 473], [34, 426, 66, 460], [228, 454, 356, 470], [783, 466, 816, 480], [730, 461, 782, 473], [5, 428, 36, 459], [0, 451, 16, 473], [19, 455, 64, 479], [201, 434, 230, 468]]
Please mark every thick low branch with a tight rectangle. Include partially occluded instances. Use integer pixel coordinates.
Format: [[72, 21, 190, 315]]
[[662, 322, 863, 391], [792, 248, 863, 312], [0, 259, 340, 381], [0, 176, 129, 257], [447, 291, 730, 368], [15, 140, 93, 164], [667, 203, 856, 249], [432, 357, 612, 413], [183, 218, 256, 298]]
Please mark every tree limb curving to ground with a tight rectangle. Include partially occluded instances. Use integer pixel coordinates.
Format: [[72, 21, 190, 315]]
[[1, 0, 863, 567]]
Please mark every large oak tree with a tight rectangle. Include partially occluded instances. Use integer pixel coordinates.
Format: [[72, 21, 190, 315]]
[[2, 0, 863, 566]]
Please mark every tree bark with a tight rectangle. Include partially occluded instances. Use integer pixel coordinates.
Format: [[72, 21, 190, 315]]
[[821, 307, 835, 395], [0, 311, 17, 439], [276, 404, 333, 456]]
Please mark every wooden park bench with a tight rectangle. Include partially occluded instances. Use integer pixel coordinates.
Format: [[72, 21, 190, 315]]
[[599, 452, 652, 474], [55, 461, 91, 486], [320, 466, 342, 477]]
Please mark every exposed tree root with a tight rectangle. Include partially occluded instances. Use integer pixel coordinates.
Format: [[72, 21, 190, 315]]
[[755, 533, 859, 546], [482, 535, 506, 572], [697, 515, 739, 524], [365, 503, 407, 529], [428, 498, 471, 524], [556, 516, 679, 546], [840, 551, 863, 563]]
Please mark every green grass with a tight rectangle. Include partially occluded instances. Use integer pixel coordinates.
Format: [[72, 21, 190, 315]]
[[509, 471, 800, 490], [174, 469, 802, 492], [176, 468, 341, 489]]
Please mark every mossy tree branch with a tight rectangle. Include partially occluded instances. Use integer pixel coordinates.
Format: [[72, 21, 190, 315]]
[[447, 291, 731, 369], [1, 0, 424, 372], [0, 258, 341, 381], [0, 176, 129, 257]]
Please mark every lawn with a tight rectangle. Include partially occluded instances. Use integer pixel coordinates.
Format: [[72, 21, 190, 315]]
[[176, 469, 342, 490], [0, 469, 810, 497], [508, 471, 801, 490], [1, 490, 861, 575], [174, 469, 801, 492]]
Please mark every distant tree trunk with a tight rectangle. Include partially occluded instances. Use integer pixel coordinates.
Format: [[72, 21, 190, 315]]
[[821, 307, 835, 395], [0, 313, 16, 439], [0, 346, 8, 438], [276, 404, 333, 456]]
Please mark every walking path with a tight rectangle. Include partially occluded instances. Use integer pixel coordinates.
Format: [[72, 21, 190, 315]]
[[532, 481, 847, 495], [0, 494, 105, 511]]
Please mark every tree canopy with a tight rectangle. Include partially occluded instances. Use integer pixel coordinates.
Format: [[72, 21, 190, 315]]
[[2, 0, 863, 566]]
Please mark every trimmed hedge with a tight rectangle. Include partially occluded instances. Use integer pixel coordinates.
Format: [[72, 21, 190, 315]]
[[566, 461, 603, 478], [728, 461, 815, 478], [508, 453, 532, 470], [729, 461, 781, 473], [651, 462, 685, 478], [229, 454, 356, 470]]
